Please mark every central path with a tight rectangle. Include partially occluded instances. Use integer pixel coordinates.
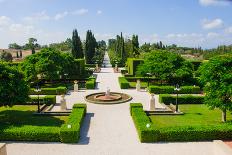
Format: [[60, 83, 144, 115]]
[[7, 52, 221, 155]]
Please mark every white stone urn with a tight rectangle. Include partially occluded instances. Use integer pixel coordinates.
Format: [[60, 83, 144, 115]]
[[149, 93, 155, 111], [60, 94, 67, 111], [74, 80, 78, 92]]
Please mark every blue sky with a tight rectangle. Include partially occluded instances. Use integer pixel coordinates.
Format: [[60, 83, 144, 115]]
[[0, 0, 232, 48]]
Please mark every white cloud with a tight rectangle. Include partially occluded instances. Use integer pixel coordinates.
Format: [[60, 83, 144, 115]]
[[23, 11, 50, 23], [54, 11, 68, 20], [0, 16, 11, 26], [72, 9, 89, 15], [202, 18, 223, 29], [199, 0, 231, 6], [97, 10, 102, 15], [225, 26, 232, 34], [207, 32, 219, 38]]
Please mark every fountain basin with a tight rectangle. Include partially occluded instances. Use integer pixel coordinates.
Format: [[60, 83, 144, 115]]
[[85, 92, 132, 104]]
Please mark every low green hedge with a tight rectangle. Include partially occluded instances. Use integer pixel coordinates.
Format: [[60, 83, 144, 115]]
[[60, 104, 87, 143], [28, 95, 56, 105], [118, 77, 129, 89], [130, 103, 232, 142], [29, 87, 67, 95], [86, 77, 96, 89], [130, 103, 158, 142], [0, 126, 60, 142], [149, 86, 201, 94], [159, 94, 204, 104]]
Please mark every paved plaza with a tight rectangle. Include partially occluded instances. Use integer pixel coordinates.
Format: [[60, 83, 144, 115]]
[[5, 53, 231, 155]]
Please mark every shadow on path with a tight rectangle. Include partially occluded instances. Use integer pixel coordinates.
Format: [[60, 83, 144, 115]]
[[78, 113, 94, 145]]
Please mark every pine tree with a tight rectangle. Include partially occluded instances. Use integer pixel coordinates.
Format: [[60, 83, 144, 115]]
[[71, 29, 84, 59]]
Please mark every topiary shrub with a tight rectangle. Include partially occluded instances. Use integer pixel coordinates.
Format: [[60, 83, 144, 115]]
[[86, 77, 96, 89], [27, 95, 56, 105], [159, 94, 204, 104], [60, 103, 87, 143], [118, 77, 129, 89], [149, 85, 201, 94], [56, 87, 67, 95]]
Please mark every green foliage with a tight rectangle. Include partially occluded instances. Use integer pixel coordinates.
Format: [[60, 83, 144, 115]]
[[86, 77, 96, 89], [71, 29, 84, 59], [149, 86, 201, 94], [198, 54, 232, 122], [0, 63, 29, 106], [0, 105, 67, 142], [29, 87, 66, 95], [28, 95, 56, 105], [132, 35, 140, 57], [136, 50, 194, 84], [85, 30, 97, 64], [0, 50, 13, 62], [21, 48, 85, 81], [159, 94, 204, 104], [118, 77, 129, 89], [28, 38, 37, 54], [60, 104, 86, 143], [130, 103, 158, 142], [188, 60, 202, 71], [127, 58, 144, 76]]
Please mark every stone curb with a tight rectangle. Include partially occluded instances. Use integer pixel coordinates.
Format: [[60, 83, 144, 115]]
[[0, 143, 7, 155]]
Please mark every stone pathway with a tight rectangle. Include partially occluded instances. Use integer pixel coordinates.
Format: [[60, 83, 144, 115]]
[[5, 52, 230, 155]]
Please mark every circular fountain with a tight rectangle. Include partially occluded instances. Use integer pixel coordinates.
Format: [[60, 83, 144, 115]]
[[85, 88, 132, 104]]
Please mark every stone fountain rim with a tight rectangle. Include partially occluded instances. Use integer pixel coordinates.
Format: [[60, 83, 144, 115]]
[[85, 92, 132, 105]]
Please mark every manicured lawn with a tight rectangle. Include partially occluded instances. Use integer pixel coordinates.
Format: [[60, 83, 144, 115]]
[[129, 82, 148, 88], [150, 104, 232, 128], [0, 105, 68, 128]]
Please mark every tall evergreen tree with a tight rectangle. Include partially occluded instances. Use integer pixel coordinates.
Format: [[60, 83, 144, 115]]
[[71, 29, 84, 59], [85, 30, 97, 64], [19, 50, 22, 58], [132, 34, 139, 57]]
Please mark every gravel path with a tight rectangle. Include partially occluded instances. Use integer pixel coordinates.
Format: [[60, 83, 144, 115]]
[[6, 52, 229, 155]]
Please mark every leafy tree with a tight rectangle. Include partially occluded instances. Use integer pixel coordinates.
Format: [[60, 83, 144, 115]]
[[199, 54, 232, 122], [71, 29, 84, 58], [85, 30, 97, 64], [8, 43, 21, 49], [0, 62, 29, 106], [21, 48, 76, 82], [136, 50, 193, 84], [28, 38, 37, 54], [0, 50, 13, 62]]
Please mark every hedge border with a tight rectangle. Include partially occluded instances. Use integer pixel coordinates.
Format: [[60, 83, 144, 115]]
[[159, 94, 204, 104], [149, 85, 201, 94], [118, 77, 129, 89]]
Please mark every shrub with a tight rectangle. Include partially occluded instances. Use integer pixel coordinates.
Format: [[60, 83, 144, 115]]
[[0, 126, 60, 142], [56, 87, 67, 95], [118, 77, 129, 89], [127, 58, 144, 76], [86, 77, 96, 89], [29, 87, 67, 95], [60, 104, 86, 143], [159, 94, 204, 104], [149, 85, 201, 94], [27, 95, 56, 105], [130, 103, 158, 142]]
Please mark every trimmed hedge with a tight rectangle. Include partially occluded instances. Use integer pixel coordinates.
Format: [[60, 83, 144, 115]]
[[28, 95, 56, 105], [118, 77, 129, 89], [149, 86, 201, 94], [60, 104, 87, 143], [130, 103, 232, 142], [130, 103, 158, 142], [29, 87, 67, 95], [86, 77, 96, 89], [127, 58, 144, 76], [159, 94, 204, 104], [0, 126, 60, 142]]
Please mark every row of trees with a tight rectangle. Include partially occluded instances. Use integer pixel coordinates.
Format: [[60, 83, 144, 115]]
[[108, 33, 140, 65]]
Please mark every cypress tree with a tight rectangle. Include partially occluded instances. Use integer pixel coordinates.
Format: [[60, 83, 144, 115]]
[[71, 29, 84, 59], [19, 50, 22, 58], [16, 51, 19, 58], [132, 34, 139, 57], [85, 30, 97, 64]]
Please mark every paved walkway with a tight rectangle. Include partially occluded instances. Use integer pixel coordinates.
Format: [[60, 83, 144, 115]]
[[6, 52, 229, 155]]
